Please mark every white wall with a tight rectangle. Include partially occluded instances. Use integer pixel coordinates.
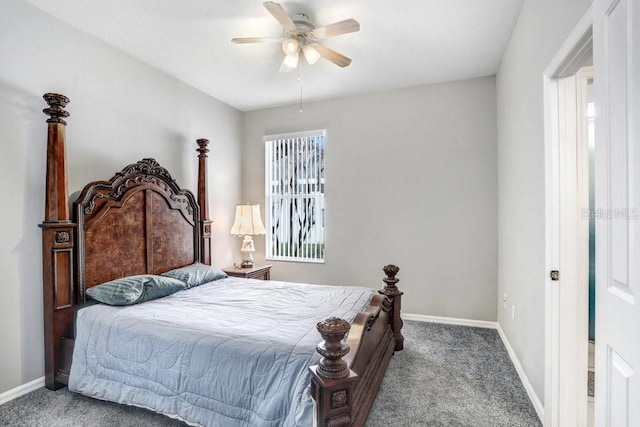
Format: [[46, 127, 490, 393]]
[[0, 0, 241, 394], [242, 77, 498, 321], [496, 0, 592, 404]]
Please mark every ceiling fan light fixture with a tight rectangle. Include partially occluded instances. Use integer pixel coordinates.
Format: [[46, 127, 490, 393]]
[[302, 44, 320, 65], [281, 38, 299, 55], [233, 2, 359, 71], [282, 52, 299, 71]]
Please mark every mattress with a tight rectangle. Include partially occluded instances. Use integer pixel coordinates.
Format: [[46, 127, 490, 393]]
[[69, 277, 375, 426]]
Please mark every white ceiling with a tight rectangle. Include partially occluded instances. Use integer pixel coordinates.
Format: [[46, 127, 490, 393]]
[[23, 0, 524, 112]]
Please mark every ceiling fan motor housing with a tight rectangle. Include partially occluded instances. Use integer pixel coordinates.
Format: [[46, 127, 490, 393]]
[[282, 13, 316, 56], [292, 13, 314, 33]]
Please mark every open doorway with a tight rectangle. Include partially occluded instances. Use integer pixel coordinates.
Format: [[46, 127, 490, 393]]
[[542, 9, 593, 427], [552, 2, 640, 425], [580, 67, 595, 427]]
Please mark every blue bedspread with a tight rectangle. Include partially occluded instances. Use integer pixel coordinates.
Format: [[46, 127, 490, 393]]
[[69, 277, 375, 426]]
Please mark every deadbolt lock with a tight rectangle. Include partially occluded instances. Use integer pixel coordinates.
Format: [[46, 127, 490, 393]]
[[550, 270, 559, 281]]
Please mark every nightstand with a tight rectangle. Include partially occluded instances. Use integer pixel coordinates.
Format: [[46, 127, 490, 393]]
[[222, 264, 272, 280]]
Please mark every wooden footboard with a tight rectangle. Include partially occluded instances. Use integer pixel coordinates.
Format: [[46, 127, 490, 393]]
[[310, 265, 404, 427]]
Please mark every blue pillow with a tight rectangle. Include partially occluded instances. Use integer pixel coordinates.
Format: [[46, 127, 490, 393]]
[[139, 276, 187, 303], [86, 275, 186, 306], [161, 262, 227, 288]]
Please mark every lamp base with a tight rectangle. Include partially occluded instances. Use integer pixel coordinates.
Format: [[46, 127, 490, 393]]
[[240, 243, 254, 268]]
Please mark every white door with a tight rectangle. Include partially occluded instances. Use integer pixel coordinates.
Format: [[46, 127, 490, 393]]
[[593, 0, 640, 425]]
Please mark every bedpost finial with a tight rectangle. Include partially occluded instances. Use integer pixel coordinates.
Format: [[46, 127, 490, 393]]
[[43, 93, 70, 125], [196, 138, 210, 157], [383, 264, 399, 279], [382, 264, 401, 294], [316, 317, 351, 379]]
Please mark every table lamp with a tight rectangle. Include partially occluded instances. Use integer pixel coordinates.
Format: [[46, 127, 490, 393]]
[[230, 204, 266, 268]]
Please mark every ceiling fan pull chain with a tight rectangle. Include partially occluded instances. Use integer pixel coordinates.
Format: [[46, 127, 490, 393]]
[[298, 62, 303, 112]]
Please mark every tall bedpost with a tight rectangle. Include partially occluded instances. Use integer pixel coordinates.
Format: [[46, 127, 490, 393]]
[[43, 94, 71, 223], [309, 317, 358, 427], [380, 264, 404, 351], [39, 93, 76, 390], [196, 138, 212, 265]]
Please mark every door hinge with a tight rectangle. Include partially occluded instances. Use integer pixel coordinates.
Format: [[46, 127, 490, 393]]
[[550, 270, 560, 281]]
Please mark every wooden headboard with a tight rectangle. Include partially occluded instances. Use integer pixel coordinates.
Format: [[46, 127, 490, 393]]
[[74, 159, 200, 302], [39, 93, 213, 388]]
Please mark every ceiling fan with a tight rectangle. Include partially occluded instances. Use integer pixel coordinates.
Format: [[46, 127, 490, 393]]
[[232, 1, 360, 73]]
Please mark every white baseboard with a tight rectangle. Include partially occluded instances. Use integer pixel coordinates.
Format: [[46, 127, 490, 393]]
[[402, 312, 498, 329], [496, 325, 545, 422], [404, 313, 544, 423], [0, 377, 45, 405]]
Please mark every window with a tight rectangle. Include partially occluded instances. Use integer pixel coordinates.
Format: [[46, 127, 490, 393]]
[[265, 130, 325, 262]]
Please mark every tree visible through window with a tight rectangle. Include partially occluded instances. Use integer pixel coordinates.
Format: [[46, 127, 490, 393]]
[[265, 130, 325, 262]]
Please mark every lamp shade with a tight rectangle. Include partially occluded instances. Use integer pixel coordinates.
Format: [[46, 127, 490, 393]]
[[302, 44, 320, 65], [283, 52, 299, 68], [282, 38, 299, 55], [230, 204, 266, 236]]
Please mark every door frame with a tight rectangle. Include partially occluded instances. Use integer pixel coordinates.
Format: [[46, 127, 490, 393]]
[[543, 8, 593, 426]]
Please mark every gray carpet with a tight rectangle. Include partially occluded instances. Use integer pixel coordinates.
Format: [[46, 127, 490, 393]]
[[367, 321, 541, 427], [0, 321, 541, 426]]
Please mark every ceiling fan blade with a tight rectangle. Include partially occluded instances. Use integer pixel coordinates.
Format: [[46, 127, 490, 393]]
[[279, 51, 299, 73], [312, 19, 360, 39], [263, 1, 297, 33], [231, 37, 282, 44], [314, 43, 352, 67]]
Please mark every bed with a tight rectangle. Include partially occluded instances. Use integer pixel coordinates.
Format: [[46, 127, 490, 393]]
[[39, 92, 404, 426]]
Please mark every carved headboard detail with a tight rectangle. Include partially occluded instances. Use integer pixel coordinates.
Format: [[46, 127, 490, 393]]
[[73, 158, 201, 302]]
